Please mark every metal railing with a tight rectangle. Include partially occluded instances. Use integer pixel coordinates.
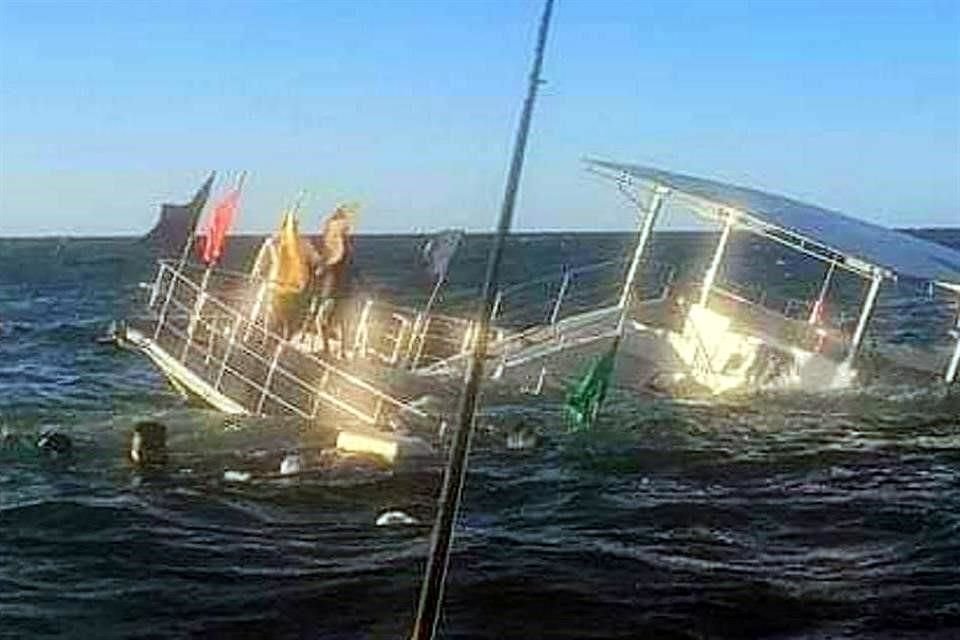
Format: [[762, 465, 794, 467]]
[[144, 254, 684, 412], [381, 260, 644, 373], [369, 298, 485, 370], [419, 257, 675, 376], [152, 257, 492, 372], [714, 279, 828, 326], [491, 259, 623, 329], [144, 261, 440, 432]]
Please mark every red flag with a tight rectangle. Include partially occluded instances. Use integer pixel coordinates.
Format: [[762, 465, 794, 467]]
[[197, 188, 240, 265]]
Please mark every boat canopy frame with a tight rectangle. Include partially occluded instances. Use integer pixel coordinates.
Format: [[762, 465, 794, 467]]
[[589, 160, 960, 287], [589, 160, 960, 383], [592, 164, 887, 281]]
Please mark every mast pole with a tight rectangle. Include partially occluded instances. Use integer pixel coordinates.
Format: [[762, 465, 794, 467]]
[[409, 275, 445, 369], [411, 1, 554, 638], [177, 227, 196, 271], [187, 171, 246, 355]]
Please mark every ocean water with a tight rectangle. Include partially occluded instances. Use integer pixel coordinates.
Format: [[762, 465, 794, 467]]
[[1, 233, 959, 639]]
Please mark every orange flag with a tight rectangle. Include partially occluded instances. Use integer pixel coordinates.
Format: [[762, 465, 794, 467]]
[[274, 212, 308, 294]]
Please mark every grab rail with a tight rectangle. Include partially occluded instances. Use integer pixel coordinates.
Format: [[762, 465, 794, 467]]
[[148, 261, 435, 430]]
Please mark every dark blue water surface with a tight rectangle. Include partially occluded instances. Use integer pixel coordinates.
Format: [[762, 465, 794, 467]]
[[1, 234, 959, 639]]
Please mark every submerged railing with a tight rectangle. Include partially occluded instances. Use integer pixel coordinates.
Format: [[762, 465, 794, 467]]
[[143, 261, 441, 432]]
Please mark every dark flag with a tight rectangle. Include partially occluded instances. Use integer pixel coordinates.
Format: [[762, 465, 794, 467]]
[[141, 172, 216, 257], [420, 229, 464, 281], [408, 229, 464, 365], [565, 337, 618, 430], [186, 171, 216, 235]]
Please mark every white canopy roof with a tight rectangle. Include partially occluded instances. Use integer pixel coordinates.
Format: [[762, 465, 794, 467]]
[[590, 160, 960, 288]]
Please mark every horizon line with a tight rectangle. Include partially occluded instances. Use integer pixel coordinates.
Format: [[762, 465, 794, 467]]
[[3, 225, 959, 241]]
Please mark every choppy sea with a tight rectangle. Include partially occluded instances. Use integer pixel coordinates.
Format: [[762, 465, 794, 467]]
[[1, 233, 959, 639]]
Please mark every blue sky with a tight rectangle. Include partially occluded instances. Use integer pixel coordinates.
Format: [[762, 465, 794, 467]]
[[0, 0, 957, 236]]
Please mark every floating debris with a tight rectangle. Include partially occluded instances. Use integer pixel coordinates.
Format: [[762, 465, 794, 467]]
[[279, 453, 303, 476], [223, 470, 251, 483], [376, 510, 418, 526]]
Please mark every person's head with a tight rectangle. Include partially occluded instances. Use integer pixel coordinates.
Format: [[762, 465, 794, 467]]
[[130, 421, 167, 467], [36, 430, 72, 460], [505, 419, 537, 450], [330, 204, 357, 230], [1, 425, 20, 449]]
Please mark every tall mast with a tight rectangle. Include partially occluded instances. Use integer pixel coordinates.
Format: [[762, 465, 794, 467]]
[[411, 1, 555, 637]]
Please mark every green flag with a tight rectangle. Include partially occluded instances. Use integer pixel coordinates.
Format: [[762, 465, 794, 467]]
[[565, 338, 619, 430]]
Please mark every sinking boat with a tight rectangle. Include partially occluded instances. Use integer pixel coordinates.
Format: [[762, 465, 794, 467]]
[[121, 164, 960, 454]]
